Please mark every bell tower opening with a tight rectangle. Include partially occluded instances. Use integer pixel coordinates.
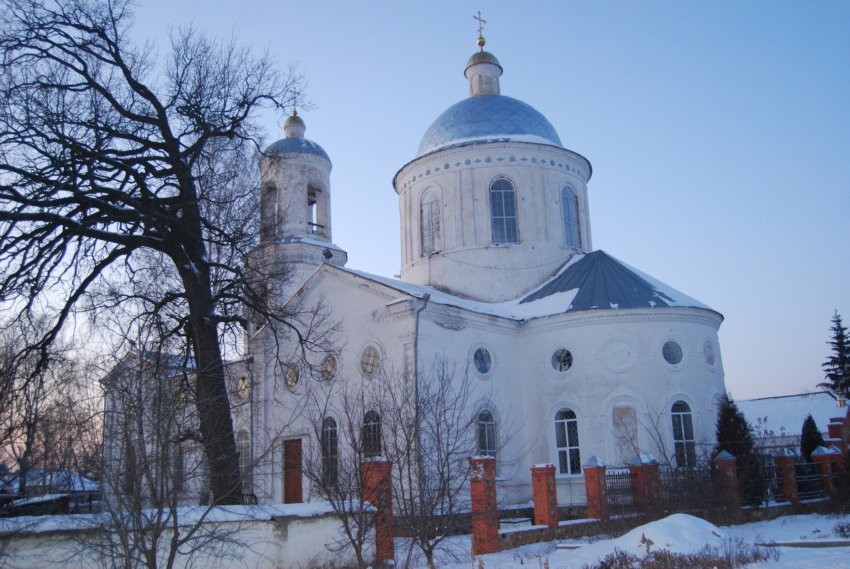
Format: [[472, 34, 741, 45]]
[[307, 185, 326, 236]]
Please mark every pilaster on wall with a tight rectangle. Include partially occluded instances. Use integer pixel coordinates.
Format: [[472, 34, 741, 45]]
[[361, 459, 394, 566], [582, 457, 607, 521], [469, 457, 500, 555], [531, 464, 558, 528]]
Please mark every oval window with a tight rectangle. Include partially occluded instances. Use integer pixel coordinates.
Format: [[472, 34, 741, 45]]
[[360, 346, 381, 378], [285, 364, 299, 389], [322, 355, 337, 381], [551, 349, 573, 372], [662, 340, 683, 365], [473, 347, 492, 374]]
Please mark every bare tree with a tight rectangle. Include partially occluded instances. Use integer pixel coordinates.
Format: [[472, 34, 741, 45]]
[[0, 0, 300, 504], [0, 318, 72, 498], [380, 358, 479, 569], [90, 324, 246, 569], [301, 376, 379, 569]]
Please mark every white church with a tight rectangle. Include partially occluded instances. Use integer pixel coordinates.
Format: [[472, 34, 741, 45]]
[[238, 35, 727, 507]]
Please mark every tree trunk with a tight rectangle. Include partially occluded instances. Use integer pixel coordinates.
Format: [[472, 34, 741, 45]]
[[177, 232, 242, 505], [188, 308, 242, 505]]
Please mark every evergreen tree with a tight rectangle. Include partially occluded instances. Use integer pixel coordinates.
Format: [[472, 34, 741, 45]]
[[800, 414, 826, 460], [819, 311, 850, 398], [713, 392, 765, 506], [714, 393, 755, 459]]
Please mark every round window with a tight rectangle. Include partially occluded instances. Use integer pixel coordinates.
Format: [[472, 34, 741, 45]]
[[551, 349, 573, 372], [321, 355, 337, 381], [285, 364, 299, 389], [360, 346, 381, 377], [473, 347, 492, 374], [703, 340, 715, 366], [662, 340, 683, 365], [237, 376, 251, 400]]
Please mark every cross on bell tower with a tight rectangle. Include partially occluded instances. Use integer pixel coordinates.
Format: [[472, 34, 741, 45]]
[[474, 11, 487, 49]]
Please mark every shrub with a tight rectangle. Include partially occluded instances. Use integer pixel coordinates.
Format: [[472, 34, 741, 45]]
[[580, 538, 778, 569]]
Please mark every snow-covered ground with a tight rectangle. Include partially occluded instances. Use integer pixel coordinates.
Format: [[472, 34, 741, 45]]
[[395, 513, 850, 568]]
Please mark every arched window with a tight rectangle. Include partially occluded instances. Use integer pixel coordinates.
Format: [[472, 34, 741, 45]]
[[555, 408, 581, 475], [260, 183, 277, 241], [672, 401, 696, 468], [420, 190, 441, 256], [321, 417, 338, 485], [307, 185, 326, 236], [363, 411, 382, 459], [237, 430, 252, 493], [490, 178, 518, 244], [172, 443, 184, 493], [477, 409, 497, 458], [562, 185, 581, 249]]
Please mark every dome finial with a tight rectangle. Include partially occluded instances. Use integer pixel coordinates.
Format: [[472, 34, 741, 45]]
[[474, 11, 487, 51], [289, 88, 300, 117], [283, 88, 306, 139]]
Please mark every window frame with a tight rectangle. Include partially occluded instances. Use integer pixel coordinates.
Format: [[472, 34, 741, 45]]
[[561, 184, 581, 249], [321, 417, 338, 485], [420, 189, 442, 256], [363, 410, 382, 459], [237, 430, 253, 493], [489, 177, 519, 245], [671, 401, 696, 468], [554, 408, 582, 476], [477, 409, 497, 459]]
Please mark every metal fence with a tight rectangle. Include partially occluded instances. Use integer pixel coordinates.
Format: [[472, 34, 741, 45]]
[[795, 462, 826, 501], [605, 468, 635, 510]]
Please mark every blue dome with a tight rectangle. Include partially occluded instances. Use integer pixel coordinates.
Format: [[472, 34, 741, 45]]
[[417, 95, 562, 157], [265, 137, 330, 162]]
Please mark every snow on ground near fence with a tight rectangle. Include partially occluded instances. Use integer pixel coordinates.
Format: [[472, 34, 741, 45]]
[[408, 513, 850, 569]]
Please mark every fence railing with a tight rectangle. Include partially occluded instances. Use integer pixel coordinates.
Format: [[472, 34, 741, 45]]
[[605, 468, 635, 510], [795, 462, 826, 501]]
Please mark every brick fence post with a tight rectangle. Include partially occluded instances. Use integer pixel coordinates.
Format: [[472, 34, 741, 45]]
[[829, 445, 845, 472], [469, 457, 499, 555], [773, 452, 799, 506], [531, 464, 558, 528], [712, 451, 740, 511], [628, 454, 660, 511], [828, 421, 845, 454], [811, 446, 837, 495], [583, 457, 607, 521], [361, 458, 394, 566]]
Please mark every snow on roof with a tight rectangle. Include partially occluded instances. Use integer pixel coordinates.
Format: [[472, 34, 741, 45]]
[[737, 392, 846, 437], [337, 250, 714, 321], [521, 251, 712, 312], [1, 470, 98, 495]]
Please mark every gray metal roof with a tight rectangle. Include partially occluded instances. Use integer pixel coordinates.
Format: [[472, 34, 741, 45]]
[[520, 250, 710, 312], [417, 95, 562, 157], [264, 137, 330, 162]]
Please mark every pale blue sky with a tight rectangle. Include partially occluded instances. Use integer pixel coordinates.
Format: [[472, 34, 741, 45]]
[[131, 1, 849, 400]]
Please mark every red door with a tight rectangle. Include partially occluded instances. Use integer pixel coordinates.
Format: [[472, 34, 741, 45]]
[[283, 439, 303, 504]]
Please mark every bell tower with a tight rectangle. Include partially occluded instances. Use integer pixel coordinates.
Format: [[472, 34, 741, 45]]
[[246, 111, 347, 328]]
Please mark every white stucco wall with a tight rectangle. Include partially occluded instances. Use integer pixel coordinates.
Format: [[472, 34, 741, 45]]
[[244, 264, 725, 507], [0, 504, 368, 569], [394, 141, 592, 301]]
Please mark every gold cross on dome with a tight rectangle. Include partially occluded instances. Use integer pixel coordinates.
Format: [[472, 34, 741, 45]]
[[474, 11, 486, 38], [289, 88, 301, 116]]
